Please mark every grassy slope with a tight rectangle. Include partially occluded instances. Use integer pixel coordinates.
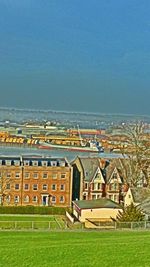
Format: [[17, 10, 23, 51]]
[[0, 231, 150, 267]]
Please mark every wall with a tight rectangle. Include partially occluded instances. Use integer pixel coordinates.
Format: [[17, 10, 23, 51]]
[[78, 208, 122, 222]]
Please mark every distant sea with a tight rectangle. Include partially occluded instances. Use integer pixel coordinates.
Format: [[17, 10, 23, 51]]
[[0, 145, 124, 161]]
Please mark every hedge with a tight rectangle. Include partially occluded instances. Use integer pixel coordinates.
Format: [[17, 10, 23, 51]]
[[0, 206, 69, 215]]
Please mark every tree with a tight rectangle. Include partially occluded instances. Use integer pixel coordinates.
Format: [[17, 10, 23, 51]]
[[119, 122, 150, 187], [114, 203, 144, 222]]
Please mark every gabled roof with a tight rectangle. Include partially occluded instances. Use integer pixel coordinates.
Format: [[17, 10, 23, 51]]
[[73, 198, 121, 210], [91, 167, 105, 183], [106, 159, 124, 183], [79, 157, 106, 182]]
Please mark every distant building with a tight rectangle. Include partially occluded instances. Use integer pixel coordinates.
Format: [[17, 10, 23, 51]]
[[71, 157, 127, 204], [0, 155, 72, 207]]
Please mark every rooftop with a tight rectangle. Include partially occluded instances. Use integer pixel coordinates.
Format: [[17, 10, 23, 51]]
[[73, 198, 121, 210]]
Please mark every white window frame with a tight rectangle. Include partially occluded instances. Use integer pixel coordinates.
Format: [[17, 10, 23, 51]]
[[33, 184, 38, 191], [42, 184, 48, 191], [60, 196, 65, 203]]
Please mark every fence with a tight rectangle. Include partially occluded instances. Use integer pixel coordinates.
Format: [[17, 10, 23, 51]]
[[116, 221, 150, 230], [84, 219, 150, 230], [1, 219, 150, 231], [0, 220, 68, 230]]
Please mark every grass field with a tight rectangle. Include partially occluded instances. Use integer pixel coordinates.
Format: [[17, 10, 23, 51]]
[[0, 231, 150, 267]]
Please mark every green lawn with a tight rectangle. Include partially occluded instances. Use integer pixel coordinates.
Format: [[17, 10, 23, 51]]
[[0, 231, 150, 267]]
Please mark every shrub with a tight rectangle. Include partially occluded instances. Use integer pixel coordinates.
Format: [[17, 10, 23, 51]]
[[0, 206, 68, 215], [114, 203, 144, 222]]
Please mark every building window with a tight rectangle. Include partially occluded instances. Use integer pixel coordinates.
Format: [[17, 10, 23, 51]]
[[5, 160, 11, 166], [42, 161, 47, 167], [6, 183, 10, 190], [15, 184, 20, 190], [60, 196, 64, 203], [32, 161, 38, 166], [52, 173, 57, 179], [94, 183, 98, 190], [32, 196, 38, 202], [14, 195, 19, 203], [24, 161, 30, 166], [51, 161, 57, 166], [6, 195, 11, 203], [42, 173, 48, 179], [24, 195, 29, 203], [33, 173, 38, 179], [42, 184, 48, 191], [51, 184, 56, 191], [109, 184, 112, 190], [98, 183, 102, 190], [24, 172, 30, 179], [113, 173, 118, 180], [24, 184, 29, 190], [14, 160, 20, 166], [113, 195, 118, 202], [33, 184, 38, 191], [59, 161, 65, 167], [15, 172, 20, 178], [51, 196, 56, 203], [110, 183, 118, 191], [83, 194, 87, 200], [61, 173, 66, 179], [60, 184, 65, 191], [6, 173, 11, 178], [85, 182, 88, 190]]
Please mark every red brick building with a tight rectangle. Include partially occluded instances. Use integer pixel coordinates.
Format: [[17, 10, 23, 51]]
[[0, 155, 72, 207]]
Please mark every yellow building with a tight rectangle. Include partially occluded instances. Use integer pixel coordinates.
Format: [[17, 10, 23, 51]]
[[72, 198, 122, 223]]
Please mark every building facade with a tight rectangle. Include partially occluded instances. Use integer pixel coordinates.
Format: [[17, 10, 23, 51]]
[[0, 155, 72, 207], [71, 157, 126, 203]]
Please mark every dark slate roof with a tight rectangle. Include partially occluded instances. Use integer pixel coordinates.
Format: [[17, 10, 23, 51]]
[[106, 159, 124, 183], [79, 157, 100, 182], [130, 188, 150, 203], [73, 198, 121, 210]]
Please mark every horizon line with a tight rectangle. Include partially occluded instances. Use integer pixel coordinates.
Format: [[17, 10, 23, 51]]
[[0, 106, 149, 118]]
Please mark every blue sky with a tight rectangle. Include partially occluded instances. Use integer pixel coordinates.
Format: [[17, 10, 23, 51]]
[[0, 0, 150, 115]]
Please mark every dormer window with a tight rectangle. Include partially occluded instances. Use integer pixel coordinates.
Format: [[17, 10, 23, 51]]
[[59, 161, 66, 167], [5, 160, 11, 166], [42, 161, 48, 167], [14, 160, 20, 166], [51, 161, 57, 167], [24, 161, 30, 166], [32, 161, 38, 166]]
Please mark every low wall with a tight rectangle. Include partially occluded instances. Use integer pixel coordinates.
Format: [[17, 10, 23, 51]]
[[66, 211, 74, 223]]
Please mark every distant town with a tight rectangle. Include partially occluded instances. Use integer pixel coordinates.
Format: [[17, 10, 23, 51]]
[[0, 108, 150, 229]]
